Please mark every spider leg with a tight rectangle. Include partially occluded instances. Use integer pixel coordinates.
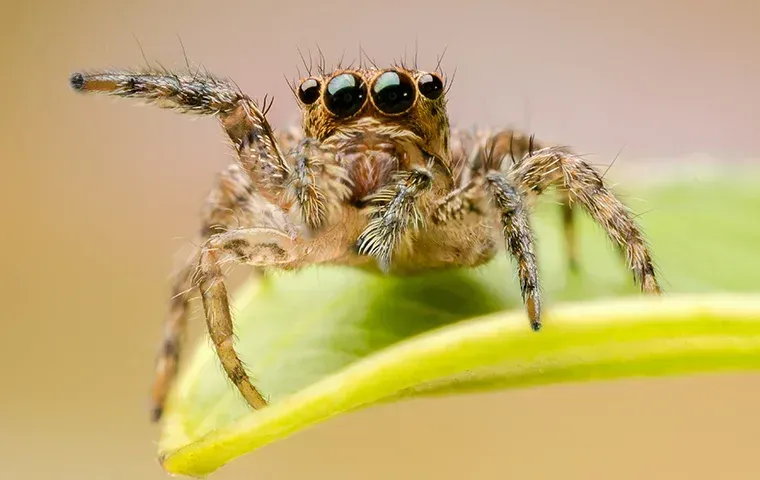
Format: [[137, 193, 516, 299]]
[[192, 217, 360, 412], [152, 252, 194, 422], [70, 69, 291, 206], [194, 227, 299, 411], [485, 173, 541, 330], [455, 128, 580, 273], [432, 175, 542, 330], [509, 147, 661, 293], [72, 69, 354, 414], [283, 138, 352, 232], [355, 165, 435, 272], [70, 69, 350, 231], [560, 192, 579, 272], [151, 163, 283, 421]]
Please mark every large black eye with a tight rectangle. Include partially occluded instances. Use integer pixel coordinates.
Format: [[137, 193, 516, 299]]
[[324, 73, 367, 117], [298, 78, 321, 105], [371, 71, 417, 115], [418, 73, 444, 100]]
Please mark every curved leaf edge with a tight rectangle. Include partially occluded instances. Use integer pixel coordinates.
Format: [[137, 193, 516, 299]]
[[159, 293, 760, 477]]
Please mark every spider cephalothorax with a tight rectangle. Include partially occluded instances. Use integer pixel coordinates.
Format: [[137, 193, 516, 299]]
[[70, 59, 661, 421], [296, 68, 452, 207]]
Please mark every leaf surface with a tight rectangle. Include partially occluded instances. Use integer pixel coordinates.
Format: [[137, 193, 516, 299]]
[[157, 175, 760, 477]]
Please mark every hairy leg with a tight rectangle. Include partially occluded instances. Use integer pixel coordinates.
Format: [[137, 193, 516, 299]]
[[152, 251, 194, 422], [485, 173, 541, 330], [70, 69, 347, 232], [70, 70, 290, 198], [151, 164, 281, 421], [283, 138, 351, 232], [356, 166, 435, 271], [509, 147, 661, 293], [194, 227, 298, 410], [432, 175, 542, 330], [559, 193, 579, 272], [454, 128, 579, 272], [166, 202, 359, 415]]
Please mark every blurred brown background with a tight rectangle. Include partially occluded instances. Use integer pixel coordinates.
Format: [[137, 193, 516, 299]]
[[2, 0, 759, 478]]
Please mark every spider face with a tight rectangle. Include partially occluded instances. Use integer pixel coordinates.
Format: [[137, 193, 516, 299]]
[[295, 68, 450, 163]]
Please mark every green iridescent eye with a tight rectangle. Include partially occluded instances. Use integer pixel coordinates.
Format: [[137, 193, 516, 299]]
[[324, 73, 367, 117], [371, 71, 417, 115]]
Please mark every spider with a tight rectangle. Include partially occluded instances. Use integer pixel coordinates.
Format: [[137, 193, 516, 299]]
[[69, 59, 661, 422]]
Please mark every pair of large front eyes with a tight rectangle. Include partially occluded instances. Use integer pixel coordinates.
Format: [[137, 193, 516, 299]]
[[297, 71, 444, 117]]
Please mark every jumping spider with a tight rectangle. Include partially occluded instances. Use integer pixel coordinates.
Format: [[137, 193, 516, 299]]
[[69, 59, 661, 421]]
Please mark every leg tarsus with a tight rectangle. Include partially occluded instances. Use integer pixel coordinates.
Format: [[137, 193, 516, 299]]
[[70, 70, 244, 115]]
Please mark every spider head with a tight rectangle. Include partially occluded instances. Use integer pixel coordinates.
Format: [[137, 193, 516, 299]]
[[293, 67, 450, 161]]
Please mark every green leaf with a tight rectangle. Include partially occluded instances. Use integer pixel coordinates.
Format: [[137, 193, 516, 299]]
[[157, 174, 760, 477]]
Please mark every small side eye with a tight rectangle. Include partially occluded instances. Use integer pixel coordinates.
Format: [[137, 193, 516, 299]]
[[371, 70, 417, 115], [418, 73, 444, 100], [324, 73, 367, 118], [298, 77, 321, 105]]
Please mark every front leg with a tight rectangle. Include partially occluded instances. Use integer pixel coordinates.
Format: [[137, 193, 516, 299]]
[[71, 69, 352, 232], [70, 69, 291, 207]]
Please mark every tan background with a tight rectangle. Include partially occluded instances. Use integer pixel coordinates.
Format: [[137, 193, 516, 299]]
[[2, 0, 759, 478]]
